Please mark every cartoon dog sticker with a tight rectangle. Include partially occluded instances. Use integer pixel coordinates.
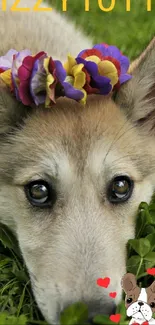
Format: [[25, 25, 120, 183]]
[[121, 273, 155, 325]]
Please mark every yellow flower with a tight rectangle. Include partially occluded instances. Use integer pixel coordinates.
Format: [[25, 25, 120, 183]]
[[98, 61, 118, 87], [64, 55, 87, 104], [43, 57, 55, 107], [85, 55, 118, 87], [0, 69, 12, 86]]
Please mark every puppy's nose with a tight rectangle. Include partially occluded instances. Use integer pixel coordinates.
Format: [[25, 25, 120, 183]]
[[138, 301, 144, 307]]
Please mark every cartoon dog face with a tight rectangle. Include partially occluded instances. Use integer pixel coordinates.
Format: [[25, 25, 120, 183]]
[[122, 273, 155, 322]]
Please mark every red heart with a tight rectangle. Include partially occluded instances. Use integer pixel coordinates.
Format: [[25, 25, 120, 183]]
[[110, 314, 121, 323], [96, 277, 110, 288], [146, 268, 155, 275], [109, 292, 117, 298]]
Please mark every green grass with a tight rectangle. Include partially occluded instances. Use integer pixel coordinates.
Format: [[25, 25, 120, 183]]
[[1, 1, 155, 324], [50, 0, 155, 60]]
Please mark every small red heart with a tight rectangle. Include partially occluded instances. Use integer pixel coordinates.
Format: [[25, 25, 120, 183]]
[[146, 268, 155, 275], [109, 292, 117, 298], [96, 277, 110, 288], [110, 314, 121, 323]]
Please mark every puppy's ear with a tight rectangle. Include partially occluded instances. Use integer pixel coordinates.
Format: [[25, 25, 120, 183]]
[[149, 280, 155, 293], [0, 79, 30, 135], [115, 37, 155, 136], [121, 273, 137, 293]]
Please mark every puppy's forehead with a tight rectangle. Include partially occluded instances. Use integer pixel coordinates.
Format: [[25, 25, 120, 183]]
[[9, 96, 153, 183], [18, 98, 136, 155], [15, 99, 140, 168]]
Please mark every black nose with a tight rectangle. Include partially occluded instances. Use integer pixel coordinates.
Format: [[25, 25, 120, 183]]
[[138, 302, 144, 307]]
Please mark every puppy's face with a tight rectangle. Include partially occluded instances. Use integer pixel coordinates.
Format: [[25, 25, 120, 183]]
[[1, 38, 155, 324], [0, 96, 155, 324], [122, 273, 155, 322]]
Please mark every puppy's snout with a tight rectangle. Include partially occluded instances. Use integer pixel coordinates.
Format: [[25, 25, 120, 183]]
[[138, 301, 144, 307]]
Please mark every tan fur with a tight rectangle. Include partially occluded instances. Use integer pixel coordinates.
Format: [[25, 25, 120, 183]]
[[1, 2, 155, 324], [121, 273, 141, 308]]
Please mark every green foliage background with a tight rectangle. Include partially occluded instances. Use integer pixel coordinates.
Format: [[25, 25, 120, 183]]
[[50, 0, 155, 60], [1, 0, 155, 324]]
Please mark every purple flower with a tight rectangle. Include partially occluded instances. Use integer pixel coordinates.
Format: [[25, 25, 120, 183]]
[[54, 60, 84, 101], [12, 49, 32, 100], [30, 54, 48, 105], [76, 44, 132, 95], [93, 43, 132, 84], [0, 49, 18, 71]]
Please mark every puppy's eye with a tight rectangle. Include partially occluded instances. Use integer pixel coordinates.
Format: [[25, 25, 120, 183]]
[[150, 302, 155, 308], [126, 298, 133, 304], [107, 176, 134, 204], [24, 180, 57, 208]]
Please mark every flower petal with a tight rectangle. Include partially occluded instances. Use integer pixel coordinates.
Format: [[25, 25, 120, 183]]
[[74, 71, 86, 89], [98, 60, 119, 87], [93, 44, 109, 57], [19, 80, 32, 106], [30, 55, 47, 105], [119, 74, 132, 84], [79, 89, 87, 104], [107, 45, 122, 60], [0, 49, 18, 70], [63, 55, 77, 75], [93, 75, 111, 88], [63, 81, 84, 101], [0, 69, 12, 86], [119, 55, 130, 74], [99, 83, 112, 95], [18, 63, 32, 81], [76, 57, 98, 77], [54, 60, 67, 83]]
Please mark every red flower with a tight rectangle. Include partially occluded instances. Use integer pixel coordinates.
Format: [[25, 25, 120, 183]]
[[18, 51, 45, 106]]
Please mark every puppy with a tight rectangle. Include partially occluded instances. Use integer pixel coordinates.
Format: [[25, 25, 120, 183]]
[[122, 273, 155, 325], [1, 1, 155, 324]]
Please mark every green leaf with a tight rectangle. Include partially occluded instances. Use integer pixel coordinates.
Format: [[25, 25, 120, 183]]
[[146, 233, 155, 250], [0, 313, 27, 325], [16, 315, 28, 325], [60, 302, 88, 325], [127, 255, 142, 274], [128, 238, 151, 257], [0, 227, 15, 249], [135, 210, 147, 238], [12, 269, 29, 283], [144, 252, 155, 262], [143, 225, 155, 236], [139, 202, 149, 211], [116, 302, 126, 320]]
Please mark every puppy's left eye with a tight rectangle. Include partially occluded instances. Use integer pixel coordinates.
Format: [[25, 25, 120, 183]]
[[107, 176, 134, 204], [150, 302, 155, 308], [126, 298, 133, 304]]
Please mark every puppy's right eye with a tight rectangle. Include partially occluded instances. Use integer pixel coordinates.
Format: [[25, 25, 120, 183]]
[[126, 298, 133, 304], [24, 180, 57, 208]]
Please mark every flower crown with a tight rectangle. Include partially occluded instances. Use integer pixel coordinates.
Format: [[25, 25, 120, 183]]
[[0, 44, 132, 108]]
